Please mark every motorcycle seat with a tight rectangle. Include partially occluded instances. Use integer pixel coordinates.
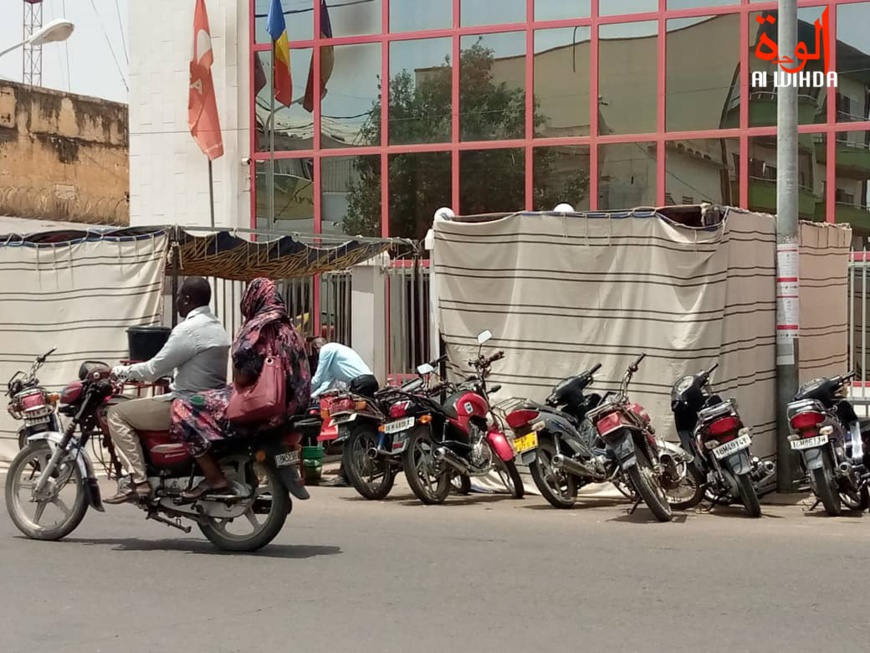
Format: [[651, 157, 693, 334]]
[[441, 403, 458, 419]]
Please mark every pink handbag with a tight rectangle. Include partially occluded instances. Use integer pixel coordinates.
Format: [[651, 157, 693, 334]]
[[226, 354, 286, 424]]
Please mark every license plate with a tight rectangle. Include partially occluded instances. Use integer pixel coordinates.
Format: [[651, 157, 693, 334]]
[[274, 451, 300, 468], [513, 432, 538, 454], [391, 431, 410, 452], [790, 434, 829, 450], [384, 416, 415, 434], [712, 433, 752, 460]]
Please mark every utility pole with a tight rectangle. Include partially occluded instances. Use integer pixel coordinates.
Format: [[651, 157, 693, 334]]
[[22, 0, 44, 86], [775, 0, 800, 492]]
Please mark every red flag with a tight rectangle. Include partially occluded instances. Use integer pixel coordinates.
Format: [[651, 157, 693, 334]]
[[188, 0, 224, 160], [303, 2, 335, 113]]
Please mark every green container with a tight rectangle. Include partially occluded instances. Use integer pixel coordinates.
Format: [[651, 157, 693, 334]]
[[301, 445, 324, 484]]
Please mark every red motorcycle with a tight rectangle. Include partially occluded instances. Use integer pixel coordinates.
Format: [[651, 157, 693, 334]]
[[6, 348, 62, 449], [5, 361, 320, 552], [394, 330, 524, 504]]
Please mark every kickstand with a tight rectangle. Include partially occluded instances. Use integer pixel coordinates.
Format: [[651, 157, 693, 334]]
[[146, 511, 192, 534], [627, 493, 643, 515], [802, 497, 821, 513]]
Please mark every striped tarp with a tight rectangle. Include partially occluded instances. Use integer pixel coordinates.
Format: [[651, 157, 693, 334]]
[[433, 208, 848, 458], [0, 231, 168, 465]]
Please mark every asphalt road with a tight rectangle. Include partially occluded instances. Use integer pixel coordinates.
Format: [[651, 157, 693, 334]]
[[1, 478, 869, 653]]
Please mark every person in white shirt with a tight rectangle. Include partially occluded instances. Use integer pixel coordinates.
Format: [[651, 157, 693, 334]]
[[309, 337, 380, 486], [104, 277, 231, 505]]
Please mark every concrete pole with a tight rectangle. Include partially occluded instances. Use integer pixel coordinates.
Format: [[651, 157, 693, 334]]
[[775, 0, 801, 492]]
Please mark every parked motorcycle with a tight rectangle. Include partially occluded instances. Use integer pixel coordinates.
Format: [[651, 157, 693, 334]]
[[787, 371, 870, 516], [671, 363, 773, 517], [5, 361, 320, 552], [506, 361, 696, 512], [396, 330, 524, 505], [7, 348, 62, 449], [325, 358, 471, 500]]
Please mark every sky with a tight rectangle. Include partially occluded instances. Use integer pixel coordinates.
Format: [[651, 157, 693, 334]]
[[0, 0, 129, 103]]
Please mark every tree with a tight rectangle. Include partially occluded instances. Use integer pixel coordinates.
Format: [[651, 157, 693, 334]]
[[344, 43, 589, 239]]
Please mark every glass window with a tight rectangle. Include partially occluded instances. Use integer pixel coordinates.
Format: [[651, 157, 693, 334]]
[[534, 0, 591, 22], [325, 0, 382, 37], [460, 149, 525, 214], [460, 32, 527, 142], [254, 0, 313, 44], [747, 8, 828, 127], [320, 42, 381, 149], [837, 3, 870, 123], [533, 146, 591, 212], [599, 0, 657, 17], [386, 152, 452, 239], [599, 22, 657, 135], [388, 38, 453, 145], [664, 138, 740, 206], [746, 135, 820, 219], [461, 0, 525, 27], [254, 49, 314, 153], [323, 155, 380, 237], [666, 16, 740, 132], [598, 142, 657, 210], [667, 0, 736, 9], [534, 28, 591, 139], [832, 129, 870, 236], [390, 0, 452, 32], [255, 158, 315, 233]]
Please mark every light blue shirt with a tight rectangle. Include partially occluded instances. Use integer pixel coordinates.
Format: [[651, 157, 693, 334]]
[[126, 306, 230, 399], [310, 343, 372, 397]]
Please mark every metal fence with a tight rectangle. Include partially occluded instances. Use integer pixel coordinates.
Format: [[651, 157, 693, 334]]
[[386, 259, 432, 381], [849, 252, 870, 407]]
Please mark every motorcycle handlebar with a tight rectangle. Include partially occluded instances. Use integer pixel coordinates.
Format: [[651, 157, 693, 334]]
[[705, 362, 719, 377], [429, 354, 448, 368], [589, 362, 602, 375], [633, 353, 646, 367], [36, 348, 56, 365], [839, 371, 857, 384]]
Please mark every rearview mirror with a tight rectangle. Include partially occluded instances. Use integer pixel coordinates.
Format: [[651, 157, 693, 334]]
[[417, 363, 435, 375], [477, 330, 492, 345]]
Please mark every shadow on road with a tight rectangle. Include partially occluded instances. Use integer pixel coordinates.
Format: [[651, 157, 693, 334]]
[[520, 497, 628, 511], [38, 536, 343, 558], [608, 510, 689, 525]]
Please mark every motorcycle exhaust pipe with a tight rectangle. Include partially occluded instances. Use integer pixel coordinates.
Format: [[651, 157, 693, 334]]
[[552, 454, 593, 478], [366, 448, 380, 460], [838, 461, 853, 476], [433, 447, 469, 475]]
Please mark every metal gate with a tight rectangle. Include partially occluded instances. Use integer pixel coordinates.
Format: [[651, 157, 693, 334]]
[[386, 259, 432, 381], [849, 252, 870, 406]]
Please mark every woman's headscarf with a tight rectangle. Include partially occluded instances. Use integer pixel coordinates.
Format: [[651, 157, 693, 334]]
[[234, 278, 287, 356]]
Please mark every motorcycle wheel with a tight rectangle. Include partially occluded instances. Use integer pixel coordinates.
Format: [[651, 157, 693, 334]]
[[451, 473, 471, 495], [198, 458, 289, 552], [664, 459, 705, 512], [401, 427, 450, 505], [810, 456, 842, 517], [343, 425, 397, 500], [735, 473, 762, 518], [5, 442, 88, 541], [840, 485, 870, 512], [529, 436, 578, 509], [488, 443, 524, 499], [626, 447, 673, 522]]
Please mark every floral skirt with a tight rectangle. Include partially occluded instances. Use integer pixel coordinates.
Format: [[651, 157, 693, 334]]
[[170, 386, 233, 457]]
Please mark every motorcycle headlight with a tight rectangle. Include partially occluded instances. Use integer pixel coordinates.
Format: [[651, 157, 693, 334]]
[[674, 376, 694, 395]]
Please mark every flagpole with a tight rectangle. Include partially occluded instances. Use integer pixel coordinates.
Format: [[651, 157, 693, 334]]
[[207, 159, 216, 228], [268, 49, 276, 239]]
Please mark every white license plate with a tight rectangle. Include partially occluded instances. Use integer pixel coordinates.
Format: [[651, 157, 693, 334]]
[[790, 434, 829, 450], [384, 416, 415, 434], [274, 451, 300, 468], [712, 433, 752, 460]]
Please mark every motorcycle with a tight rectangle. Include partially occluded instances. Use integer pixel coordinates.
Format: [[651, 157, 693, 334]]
[[506, 362, 696, 511], [7, 348, 62, 449], [396, 330, 524, 505], [787, 371, 870, 516], [5, 360, 320, 552], [580, 354, 673, 521], [324, 357, 471, 500], [671, 362, 773, 517]]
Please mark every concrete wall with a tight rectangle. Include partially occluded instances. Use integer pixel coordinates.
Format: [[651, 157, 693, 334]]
[[0, 81, 128, 225], [128, 0, 250, 229]]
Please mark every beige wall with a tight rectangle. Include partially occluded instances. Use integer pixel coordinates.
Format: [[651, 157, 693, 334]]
[[0, 81, 128, 226]]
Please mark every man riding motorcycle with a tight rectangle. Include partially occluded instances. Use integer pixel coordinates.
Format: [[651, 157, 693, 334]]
[[105, 277, 231, 504]]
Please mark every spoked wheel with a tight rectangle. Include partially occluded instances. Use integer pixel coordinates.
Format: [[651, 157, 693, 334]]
[[839, 483, 869, 512], [488, 443, 524, 500], [5, 442, 88, 541], [662, 459, 705, 511], [343, 426, 397, 500], [198, 456, 289, 552], [401, 427, 450, 505], [626, 447, 673, 523], [529, 437, 577, 509]]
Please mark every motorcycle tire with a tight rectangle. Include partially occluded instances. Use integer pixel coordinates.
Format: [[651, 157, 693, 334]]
[[401, 427, 450, 505], [840, 485, 870, 512], [529, 436, 578, 509], [627, 447, 673, 523], [811, 456, 842, 517], [666, 460, 705, 512], [199, 461, 289, 552], [343, 425, 397, 500], [735, 472, 762, 518], [6, 442, 89, 541]]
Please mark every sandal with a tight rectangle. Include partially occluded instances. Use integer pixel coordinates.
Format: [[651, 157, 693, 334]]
[[180, 480, 232, 501]]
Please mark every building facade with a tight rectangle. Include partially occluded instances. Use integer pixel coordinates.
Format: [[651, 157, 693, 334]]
[[129, 0, 870, 242]]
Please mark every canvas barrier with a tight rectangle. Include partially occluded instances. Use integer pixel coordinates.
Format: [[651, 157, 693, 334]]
[[0, 231, 168, 465], [433, 208, 851, 459]]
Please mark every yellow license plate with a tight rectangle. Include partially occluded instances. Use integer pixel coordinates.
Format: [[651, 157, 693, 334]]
[[513, 432, 538, 453]]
